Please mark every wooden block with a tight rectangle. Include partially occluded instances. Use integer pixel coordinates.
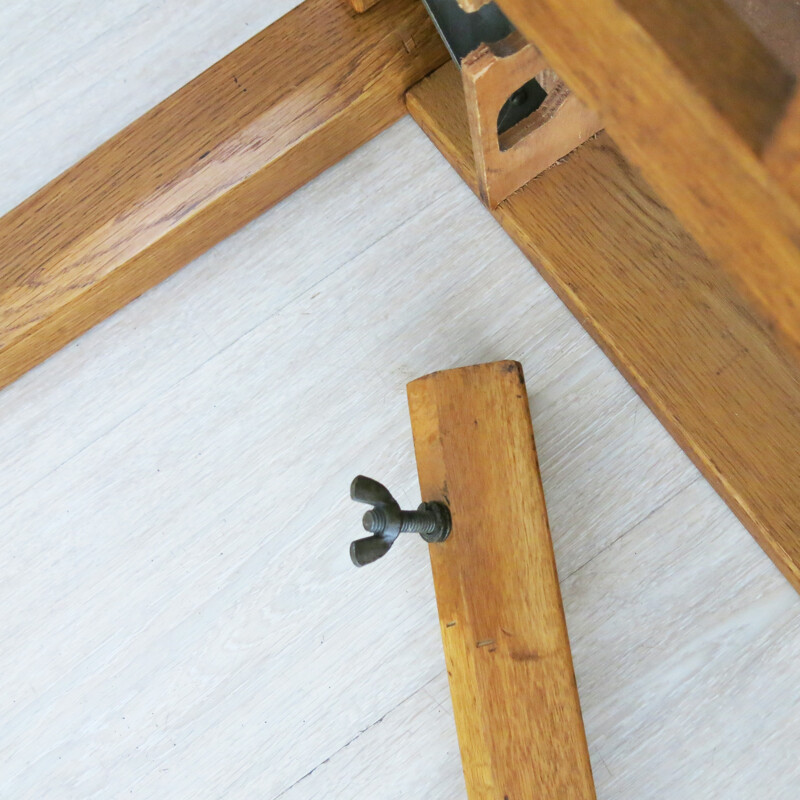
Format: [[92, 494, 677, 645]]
[[406, 62, 800, 595], [349, 0, 383, 11], [492, 0, 800, 362], [0, 0, 447, 392], [408, 360, 596, 800], [461, 32, 601, 207]]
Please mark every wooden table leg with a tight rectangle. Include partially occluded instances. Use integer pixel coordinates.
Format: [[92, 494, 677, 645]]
[[408, 360, 596, 800]]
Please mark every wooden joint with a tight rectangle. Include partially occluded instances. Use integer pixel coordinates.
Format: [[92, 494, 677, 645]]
[[461, 32, 602, 208], [406, 62, 800, 596]]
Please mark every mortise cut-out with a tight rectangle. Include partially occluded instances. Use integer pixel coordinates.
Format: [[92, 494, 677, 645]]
[[499, 69, 569, 151], [460, 36, 602, 206], [496, 75, 547, 137]]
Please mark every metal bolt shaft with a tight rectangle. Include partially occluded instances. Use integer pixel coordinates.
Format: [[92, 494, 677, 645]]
[[400, 510, 438, 534], [363, 508, 438, 535]]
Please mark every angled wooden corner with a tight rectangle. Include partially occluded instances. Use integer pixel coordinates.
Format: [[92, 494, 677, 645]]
[[406, 61, 800, 595], [461, 32, 601, 208]]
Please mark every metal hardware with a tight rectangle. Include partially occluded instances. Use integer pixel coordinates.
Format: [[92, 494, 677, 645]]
[[349, 475, 451, 567], [420, 0, 512, 64], [419, 0, 546, 135]]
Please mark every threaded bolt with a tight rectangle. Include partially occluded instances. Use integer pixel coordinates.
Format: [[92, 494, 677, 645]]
[[400, 510, 438, 534], [362, 502, 450, 543]]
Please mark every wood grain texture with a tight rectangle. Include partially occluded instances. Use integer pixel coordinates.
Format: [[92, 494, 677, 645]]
[[350, 0, 383, 11], [0, 0, 446, 392], [494, 0, 800, 362], [618, 0, 794, 152], [0, 116, 703, 795], [407, 62, 800, 593], [5, 6, 800, 791], [461, 33, 601, 208], [408, 361, 596, 800], [766, 90, 800, 205]]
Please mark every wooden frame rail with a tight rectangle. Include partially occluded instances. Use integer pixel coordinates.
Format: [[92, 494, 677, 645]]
[[496, 0, 800, 361], [0, 0, 446, 391]]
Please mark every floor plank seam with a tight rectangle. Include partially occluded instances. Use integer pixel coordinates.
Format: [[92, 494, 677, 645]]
[[0, 185, 456, 515], [562, 474, 702, 583], [270, 675, 440, 800]]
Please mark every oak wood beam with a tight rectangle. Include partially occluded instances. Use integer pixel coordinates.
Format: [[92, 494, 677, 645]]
[[766, 90, 800, 206], [494, 0, 800, 362], [615, 0, 793, 153], [0, 0, 447, 391], [408, 360, 596, 800], [407, 62, 800, 594]]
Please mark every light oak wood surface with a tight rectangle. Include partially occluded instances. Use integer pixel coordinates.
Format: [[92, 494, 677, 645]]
[[766, 90, 800, 205], [409, 361, 596, 799], [0, 0, 446, 393], [495, 0, 800, 362], [2, 3, 800, 799], [407, 60, 800, 595]]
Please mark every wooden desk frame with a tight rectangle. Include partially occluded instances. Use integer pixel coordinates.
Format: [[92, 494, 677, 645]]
[[1, 0, 799, 595]]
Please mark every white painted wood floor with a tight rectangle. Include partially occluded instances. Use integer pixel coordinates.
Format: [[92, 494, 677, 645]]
[[2, 3, 800, 798]]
